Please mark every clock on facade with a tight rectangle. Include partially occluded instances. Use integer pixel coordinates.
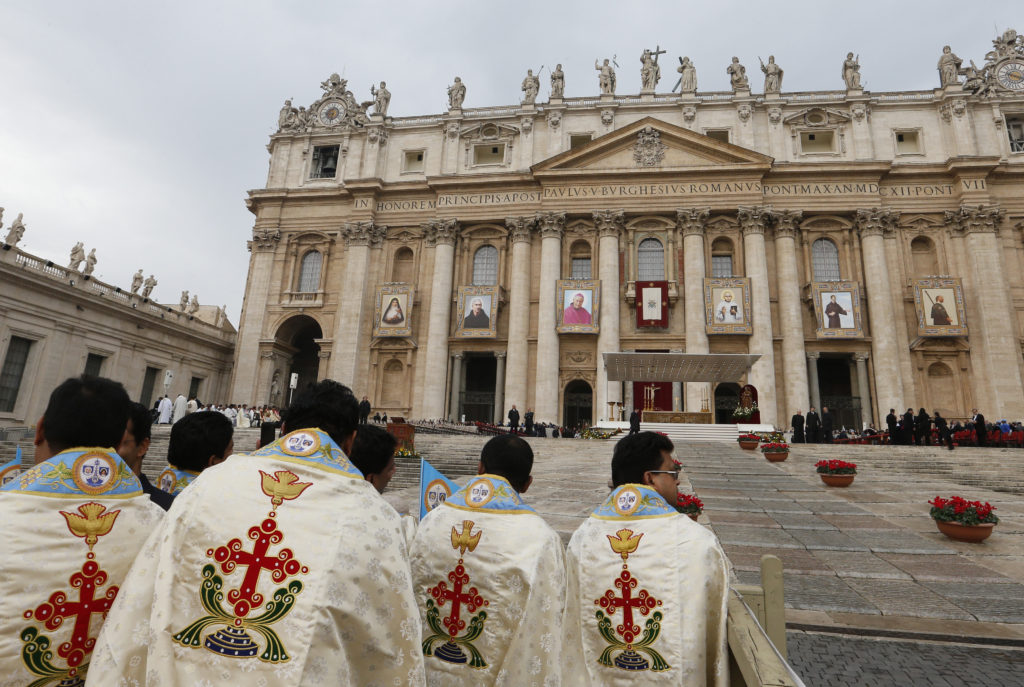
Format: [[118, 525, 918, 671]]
[[996, 61, 1024, 90], [319, 100, 347, 125]]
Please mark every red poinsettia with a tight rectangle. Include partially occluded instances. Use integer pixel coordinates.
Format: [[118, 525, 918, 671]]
[[760, 442, 790, 453], [737, 433, 761, 442], [675, 492, 704, 516], [929, 495, 999, 526], [815, 459, 857, 475]]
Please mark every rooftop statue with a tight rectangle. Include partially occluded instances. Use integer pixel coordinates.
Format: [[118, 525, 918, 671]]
[[676, 56, 697, 93], [370, 81, 391, 116], [68, 242, 85, 271], [842, 53, 862, 89], [760, 55, 783, 94], [727, 56, 748, 92], [521, 69, 540, 104], [938, 45, 963, 87], [595, 58, 616, 95], [550, 64, 565, 99], [448, 77, 466, 109]]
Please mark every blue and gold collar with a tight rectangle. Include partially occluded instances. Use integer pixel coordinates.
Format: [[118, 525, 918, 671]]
[[156, 465, 200, 495], [591, 484, 676, 520], [444, 474, 535, 514], [245, 428, 363, 479], [0, 447, 142, 499]]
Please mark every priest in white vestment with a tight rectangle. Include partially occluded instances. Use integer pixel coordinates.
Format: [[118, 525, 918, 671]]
[[410, 435, 566, 686], [157, 395, 173, 424], [0, 376, 164, 687], [171, 393, 188, 423], [156, 410, 234, 495], [563, 432, 729, 686], [88, 380, 425, 686]]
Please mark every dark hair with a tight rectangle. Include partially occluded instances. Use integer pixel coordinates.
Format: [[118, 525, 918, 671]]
[[281, 379, 359, 444], [168, 411, 234, 472], [480, 434, 534, 492], [126, 402, 152, 444], [611, 431, 674, 487], [43, 375, 130, 452], [348, 424, 396, 477]]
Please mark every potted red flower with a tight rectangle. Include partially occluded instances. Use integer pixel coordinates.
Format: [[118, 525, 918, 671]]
[[929, 496, 999, 542], [815, 459, 857, 487], [675, 492, 704, 521], [760, 441, 790, 462], [737, 433, 760, 450]]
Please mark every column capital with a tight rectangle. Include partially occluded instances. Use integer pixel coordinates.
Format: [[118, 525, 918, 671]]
[[806, 351, 820, 360], [592, 209, 625, 238], [771, 209, 803, 238], [505, 216, 535, 243], [251, 226, 281, 251], [422, 218, 459, 247], [452, 352, 464, 360], [944, 203, 1004, 235], [737, 205, 772, 236], [853, 352, 870, 362], [535, 211, 565, 239], [341, 220, 387, 247], [495, 351, 507, 359], [675, 207, 711, 237], [854, 208, 900, 238]]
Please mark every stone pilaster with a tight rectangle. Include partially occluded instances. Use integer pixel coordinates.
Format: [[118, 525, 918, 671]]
[[594, 209, 624, 419], [231, 226, 281, 403], [854, 352, 872, 428], [738, 205, 778, 426], [493, 352, 506, 424], [946, 204, 1024, 417], [449, 352, 463, 421], [420, 219, 459, 419], [329, 221, 387, 387], [854, 208, 903, 415], [677, 207, 711, 412], [771, 209, 809, 419], [533, 211, 564, 422], [503, 216, 535, 417], [806, 351, 821, 412]]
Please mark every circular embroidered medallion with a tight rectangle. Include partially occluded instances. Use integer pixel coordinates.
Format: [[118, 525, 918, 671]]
[[424, 479, 452, 512], [613, 486, 642, 516], [157, 469, 177, 494], [466, 478, 495, 508], [0, 463, 21, 487], [72, 452, 118, 495], [280, 430, 321, 457]]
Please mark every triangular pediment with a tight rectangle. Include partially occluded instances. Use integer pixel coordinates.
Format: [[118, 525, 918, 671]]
[[533, 117, 773, 176]]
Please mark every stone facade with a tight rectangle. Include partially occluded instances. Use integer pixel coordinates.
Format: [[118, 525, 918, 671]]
[[233, 34, 1024, 428], [0, 243, 235, 427]]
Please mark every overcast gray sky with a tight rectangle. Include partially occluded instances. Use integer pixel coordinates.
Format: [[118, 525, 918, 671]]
[[1, 0, 1017, 323]]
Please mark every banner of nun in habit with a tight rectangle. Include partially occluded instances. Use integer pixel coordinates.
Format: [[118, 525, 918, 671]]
[[374, 284, 413, 337]]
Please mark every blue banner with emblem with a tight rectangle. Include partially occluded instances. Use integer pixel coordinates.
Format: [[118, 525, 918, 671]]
[[419, 458, 458, 520]]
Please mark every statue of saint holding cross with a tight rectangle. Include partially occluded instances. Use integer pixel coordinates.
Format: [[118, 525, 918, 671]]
[[640, 46, 666, 92]]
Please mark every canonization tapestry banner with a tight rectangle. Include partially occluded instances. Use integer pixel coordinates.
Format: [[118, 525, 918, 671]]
[[636, 281, 669, 328]]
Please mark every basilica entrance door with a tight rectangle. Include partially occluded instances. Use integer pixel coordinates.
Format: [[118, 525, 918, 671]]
[[563, 380, 593, 429], [461, 354, 496, 423], [714, 383, 741, 424], [817, 356, 861, 431]]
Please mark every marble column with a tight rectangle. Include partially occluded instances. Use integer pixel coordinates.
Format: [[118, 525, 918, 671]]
[[678, 208, 711, 413], [533, 212, 564, 422], [772, 210, 810, 418], [448, 353, 463, 421], [493, 352, 506, 424], [671, 349, 683, 411], [946, 205, 1024, 417], [330, 221, 387, 387], [854, 352, 872, 428], [420, 219, 459, 419], [230, 226, 281, 403], [854, 209, 904, 415], [594, 210, 624, 420], [806, 352, 822, 412], [738, 206, 778, 426], [503, 216, 534, 417]]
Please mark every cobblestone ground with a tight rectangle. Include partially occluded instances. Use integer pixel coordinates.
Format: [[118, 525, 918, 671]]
[[787, 631, 1024, 687]]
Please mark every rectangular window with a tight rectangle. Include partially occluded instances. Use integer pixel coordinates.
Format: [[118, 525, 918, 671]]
[[139, 366, 160, 408], [895, 130, 921, 155], [800, 130, 835, 153], [84, 353, 105, 377], [189, 376, 203, 400], [402, 150, 425, 173], [570, 134, 593, 149], [571, 257, 592, 279], [0, 336, 32, 413], [310, 145, 340, 178], [705, 129, 730, 144], [1007, 118, 1024, 153], [711, 255, 733, 278], [473, 144, 505, 165]]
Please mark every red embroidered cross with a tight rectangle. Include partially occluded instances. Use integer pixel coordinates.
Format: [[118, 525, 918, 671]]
[[210, 517, 305, 618], [596, 569, 661, 645], [430, 561, 486, 637], [27, 560, 118, 672]]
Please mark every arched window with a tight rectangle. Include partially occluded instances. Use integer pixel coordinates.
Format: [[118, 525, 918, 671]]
[[570, 240, 592, 279], [910, 236, 938, 275], [811, 238, 841, 281], [392, 247, 415, 283], [637, 238, 665, 281], [711, 237, 734, 277], [297, 250, 322, 292], [472, 245, 498, 285]]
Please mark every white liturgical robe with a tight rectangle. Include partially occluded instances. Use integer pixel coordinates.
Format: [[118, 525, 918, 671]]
[[410, 474, 567, 686], [157, 396, 172, 424], [563, 484, 730, 686], [0, 448, 163, 687], [87, 428, 425, 686]]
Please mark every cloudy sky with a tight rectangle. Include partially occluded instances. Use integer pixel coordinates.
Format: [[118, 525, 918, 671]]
[[1, 0, 1017, 323]]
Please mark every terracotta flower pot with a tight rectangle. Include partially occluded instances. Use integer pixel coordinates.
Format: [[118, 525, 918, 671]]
[[820, 474, 855, 487], [738, 441, 759, 450], [934, 519, 995, 543], [763, 451, 789, 462], [687, 513, 700, 522]]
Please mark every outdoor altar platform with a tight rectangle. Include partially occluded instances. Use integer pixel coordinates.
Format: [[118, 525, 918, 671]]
[[642, 410, 713, 424], [592, 421, 774, 444]]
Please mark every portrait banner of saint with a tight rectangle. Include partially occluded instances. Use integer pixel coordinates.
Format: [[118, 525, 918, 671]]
[[556, 279, 600, 334], [373, 284, 413, 338], [912, 278, 968, 337], [811, 281, 864, 338], [455, 285, 499, 338], [703, 278, 752, 335]]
